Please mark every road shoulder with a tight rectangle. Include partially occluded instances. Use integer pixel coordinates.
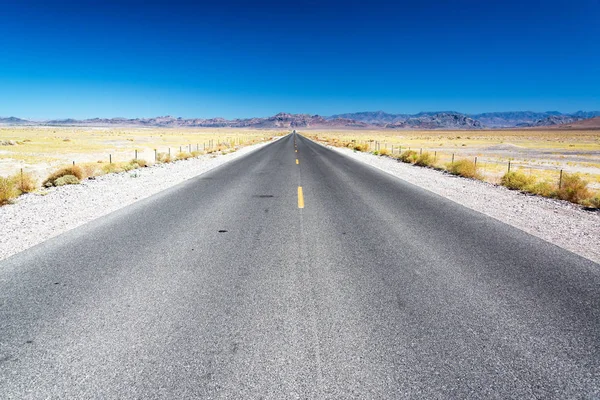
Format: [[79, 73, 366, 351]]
[[0, 139, 279, 261], [325, 144, 600, 265]]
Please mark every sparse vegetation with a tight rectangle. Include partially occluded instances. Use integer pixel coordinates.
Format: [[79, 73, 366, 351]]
[[399, 150, 418, 163], [527, 181, 557, 198], [131, 159, 149, 168], [121, 162, 140, 172], [415, 152, 435, 167], [584, 194, 600, 209], [557, 173, 591, 204], [176, 152, 193, 160], [43, 166, 84, 187], [0, 171, 39, 205], [0, 176, 19, 205], [80, 163, 101, 178], [0, 126, 279, 181], [102, 163, 123, 174], [53, 175, 80, 186], [500, 171, 536, 190], [0, 129, 282, 207], [156, 152, 173, 163], [447, 160, 479, 179], [312, 130, 600, 207], [14, 171, 37, 193], [352, 143, 369, 152]]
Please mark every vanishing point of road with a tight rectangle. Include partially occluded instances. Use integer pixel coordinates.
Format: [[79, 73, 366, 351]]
[[1, 133, 599, 398]]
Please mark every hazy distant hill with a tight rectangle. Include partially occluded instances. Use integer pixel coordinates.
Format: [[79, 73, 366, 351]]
[[330, 111, 482, 129], [571, 111, 600, 119], [328, 110, 600, 128], [529, 115, 582, 127], [39, 113, 370, 129], [3, 110, 600, 129], [469, 111, 563, 128], [329, 111, 409, 124], [0, 116, 29, 125]]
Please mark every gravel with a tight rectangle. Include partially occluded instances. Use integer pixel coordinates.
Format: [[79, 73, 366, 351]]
[[0, 140, 276, 261], [326, 145, 600, 265]]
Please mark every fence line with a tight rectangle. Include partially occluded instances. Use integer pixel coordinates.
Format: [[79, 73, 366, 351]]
[[13, 136, 273, 179], [318, 137, 600, 187]]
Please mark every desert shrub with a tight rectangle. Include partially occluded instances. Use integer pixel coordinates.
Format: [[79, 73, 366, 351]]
[[12, 171, 37, 193], [399, 150, 418, 163], [80, 163, 100, 178], [378, 148, 390, 156], [43, 165, 84, 187], [527, 181, 557, 197], [121, 162, 139, 172], [176, 152, 193, 160], [500, 171, 536, 190], [191, 150, 203, 157], [53, 174, 80, 186], [415, 152, 434, 167], [352, 143, 369, 152], [156, 152, 173, 163], [557, 173, 591, 204], [131, 159, 149, 168], [101, 163, 123, 174], [0, 176, 19, 205], [583, 194, 600, 209], [447, 159, 479, 179]]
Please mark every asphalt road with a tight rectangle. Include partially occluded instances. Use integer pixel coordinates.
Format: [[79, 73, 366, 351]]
[[1, 133, 599, 398]]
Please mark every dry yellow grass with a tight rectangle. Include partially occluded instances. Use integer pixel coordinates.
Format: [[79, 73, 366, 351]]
[[14, 171, 37, 193], [305, 129, 600, 181], [0, 126, 283, 206], [447, 159, 480, 179], [0, 126, 284, 180], [43, 165, 84, 187], [0, 176, 19, 205], [0, 171, 38, 205]]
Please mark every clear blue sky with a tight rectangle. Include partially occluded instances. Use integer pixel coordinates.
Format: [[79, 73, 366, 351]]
[[1, 0, 599, 119]]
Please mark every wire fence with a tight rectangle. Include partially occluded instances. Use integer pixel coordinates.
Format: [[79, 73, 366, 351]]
[[328, 138, 600, 189], [7, 135, 273, 181]]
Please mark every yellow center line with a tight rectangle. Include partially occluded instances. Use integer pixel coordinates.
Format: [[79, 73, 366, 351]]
[[296, 159, 299, 164], [295, 149, 298, 153], [297, 186, 304, 209]]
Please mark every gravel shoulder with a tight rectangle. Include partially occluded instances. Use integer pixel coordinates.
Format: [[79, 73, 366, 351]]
[[326, 144, 600, 265], [0, 139, 277, 261]]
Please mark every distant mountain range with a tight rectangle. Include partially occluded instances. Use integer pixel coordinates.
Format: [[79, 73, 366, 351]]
[[330, 111, 600, 128], [2, 110, 600, 130]]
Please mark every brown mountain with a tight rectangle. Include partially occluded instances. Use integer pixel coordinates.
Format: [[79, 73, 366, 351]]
[[550, 116, 600, 129]]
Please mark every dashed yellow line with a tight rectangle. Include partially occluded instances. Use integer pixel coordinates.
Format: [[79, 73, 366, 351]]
[[297, 186, 304, 209], [296, 159, 299, 165]]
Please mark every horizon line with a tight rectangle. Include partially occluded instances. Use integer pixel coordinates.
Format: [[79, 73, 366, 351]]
[[3, 109, 600, 122]]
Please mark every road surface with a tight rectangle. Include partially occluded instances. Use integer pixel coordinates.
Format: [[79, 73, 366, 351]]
[[1, 133, 599, 398]]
